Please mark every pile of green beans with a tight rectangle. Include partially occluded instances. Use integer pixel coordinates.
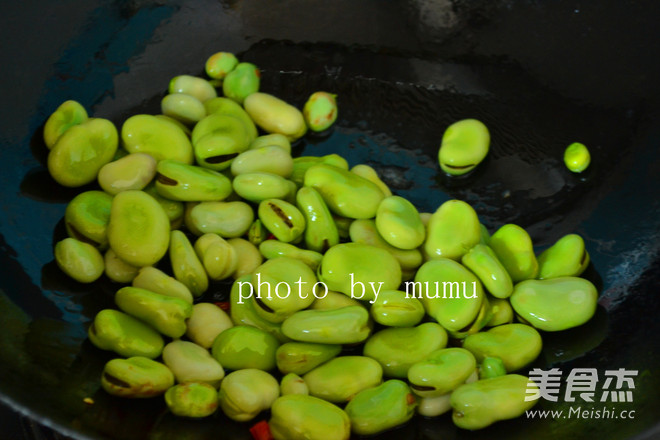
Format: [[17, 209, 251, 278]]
[[44, 50, 599, 439]]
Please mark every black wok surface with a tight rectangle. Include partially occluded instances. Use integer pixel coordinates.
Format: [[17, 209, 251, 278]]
[[1, 1, 659, 439]]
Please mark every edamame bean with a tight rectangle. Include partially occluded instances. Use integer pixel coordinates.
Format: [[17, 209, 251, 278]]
[[43, 100, 88, 149], [186, 303, 234, 349], [438, 119, 490, 176], [88, 309, 164, 358], [345, 380, 416, 436], [303, 356, 383, 403], [222, 62, 260, 104], [162, 340, 225, 386], [54, 238, 104, 283], [101, 357, 174, 398], [269, 394, 350, 440], [115, 286, 192, 338], [244, 92, 307, 141], [363, 322, 448, 378], [451, 374, 538, 430], [211, 325, 280, 371], [122, 114, 193, 164], [303, 92, 337, 132], [165, 383, 219, 418], [97, 152, 157, 195], [564, 142, 590, 173], [510, 277, 598, 331], [48, 118, 118, 187], [205, 51, 238, 79], [218, 369, 279, 421]]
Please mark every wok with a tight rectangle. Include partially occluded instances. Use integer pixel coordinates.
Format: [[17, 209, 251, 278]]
[[0, 0, 659, 439]]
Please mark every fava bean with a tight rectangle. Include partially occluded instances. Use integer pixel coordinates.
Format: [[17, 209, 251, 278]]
[[222, 62, 260, 104], [165, 383, 219, 418], [276, 342, 342, 375], [122, 114, 193, 164], [564, 142, 590, 173], [161, 93, 206, 125], [451, 374, 538, 430], [281, 306, 371, 345], [363, 322, 448, 378], [438, 119, 490, 176], [510, 277, 598, 331], [280, 373, 309, 395], [43, 100, 88, 149], [211, 325, 279, 371], [88, 309, 164, 358], [101, 357, 174, 398], [303, 92, 337, 132], [303, 356, 383, 403], [97, 152, 156, 195], [162, 340, 225, 387], [115, 286, 192, 339], [186, 303, 234, 349], [205, 51, 238, 79], [48, 118, 118, 187], [218, 369, 279, 421], [269, 394, 350, 440], [54, 238, 104, 283], [169, 75, 217, 102], [244, 92, 307, 140], [537, 233, 589, 279], [345, 380, 416, 436], [64, 190, 113, 248], [132, 266, 193, 304]]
